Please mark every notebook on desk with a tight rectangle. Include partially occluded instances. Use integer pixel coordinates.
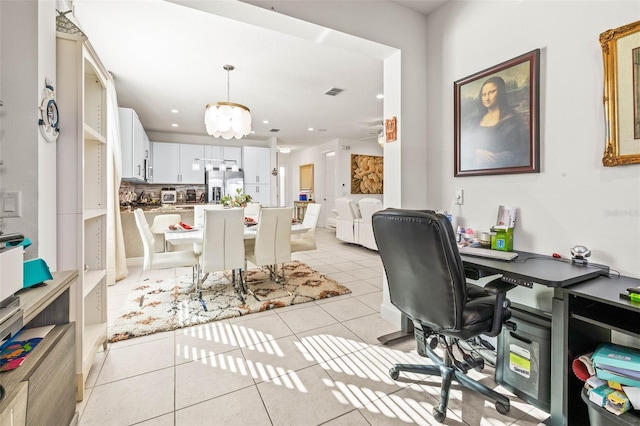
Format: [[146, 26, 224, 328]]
[[458, 246, 518, 261]]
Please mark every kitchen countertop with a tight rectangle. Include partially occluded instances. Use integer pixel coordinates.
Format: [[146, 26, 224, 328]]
[[120, 203, 211, 212]]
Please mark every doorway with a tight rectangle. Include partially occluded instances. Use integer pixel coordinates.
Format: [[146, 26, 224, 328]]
[[323, 151, 336, 228]]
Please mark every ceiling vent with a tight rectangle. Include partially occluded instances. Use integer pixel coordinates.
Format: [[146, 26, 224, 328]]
[[324, 87, 344, 96], [269, 129, 280, 133]]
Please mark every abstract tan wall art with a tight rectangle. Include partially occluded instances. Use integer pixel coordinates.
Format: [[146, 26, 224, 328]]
[[351, 154, 383, 194]]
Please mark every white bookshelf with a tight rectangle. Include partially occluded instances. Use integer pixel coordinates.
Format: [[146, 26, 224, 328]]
[[56, 33, 109, 401]]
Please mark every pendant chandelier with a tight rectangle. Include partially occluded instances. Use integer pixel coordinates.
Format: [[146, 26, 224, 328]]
[[204, 65, 251, 140]]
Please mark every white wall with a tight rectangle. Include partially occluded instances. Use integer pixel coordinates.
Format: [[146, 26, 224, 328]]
[[426, 1, 640, 277], [0, 0, 57, 265]]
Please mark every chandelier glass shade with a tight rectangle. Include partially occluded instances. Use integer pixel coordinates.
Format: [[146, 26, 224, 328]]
[[204, 65, 251, 140]]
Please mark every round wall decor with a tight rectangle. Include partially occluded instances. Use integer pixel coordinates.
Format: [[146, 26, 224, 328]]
[[39, 78, 60, 142]]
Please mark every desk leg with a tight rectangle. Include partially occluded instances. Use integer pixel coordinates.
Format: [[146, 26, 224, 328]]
[[377, 314, 414, 345], [548, 291, 569, 426]]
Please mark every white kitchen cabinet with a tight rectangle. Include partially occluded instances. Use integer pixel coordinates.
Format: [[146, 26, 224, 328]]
[[152, 142, 204, 184], [243, 146, 271, 205], [119, 107, 149, 181], [204, 145, 243, 170], [56, 33, 109, 401], [243, 146, 271, 183]]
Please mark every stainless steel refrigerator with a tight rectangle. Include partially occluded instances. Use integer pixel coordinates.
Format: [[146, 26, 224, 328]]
[[205, 169, 244, 203]]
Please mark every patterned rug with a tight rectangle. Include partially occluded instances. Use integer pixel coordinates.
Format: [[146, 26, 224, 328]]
[[109, 261, 351, 342]]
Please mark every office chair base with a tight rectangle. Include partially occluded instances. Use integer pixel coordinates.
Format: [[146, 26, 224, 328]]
[[390, 345, 510, 423]]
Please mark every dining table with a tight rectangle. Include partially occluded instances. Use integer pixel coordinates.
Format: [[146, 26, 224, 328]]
[[164, 222, 310, 246]]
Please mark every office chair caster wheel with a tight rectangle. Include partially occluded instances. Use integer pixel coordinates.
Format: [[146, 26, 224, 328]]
[[432, 408, 446, 423], [389, 368, 399, 380], [495, 401, 509, 415]]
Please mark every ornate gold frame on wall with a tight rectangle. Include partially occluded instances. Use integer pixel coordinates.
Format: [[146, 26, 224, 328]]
[[601, 20, 640, 166]]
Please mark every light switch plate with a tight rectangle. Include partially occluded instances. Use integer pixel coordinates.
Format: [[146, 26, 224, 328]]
[[1, 191, 22, 217]]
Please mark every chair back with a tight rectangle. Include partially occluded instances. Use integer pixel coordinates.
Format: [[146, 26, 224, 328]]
[[302, 203, 321, 229], [372, 209, 468, 332], [243, 202, 262, 222], [194, 204, 225, 228], [201, 208, 245, 273], [334, 198, 360, 220], [149, 214, 181, 235], [133, 209, 155, 271], [253, 207, 292, 266], [358, 198, 383, 224]]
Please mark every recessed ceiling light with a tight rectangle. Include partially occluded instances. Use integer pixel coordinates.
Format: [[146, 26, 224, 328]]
[[171, 109, 179, 113], [171, 123, 179, 127], [263, 120, 270, 124], [376, 94, 384, 99], [308, 127, 314, 131]]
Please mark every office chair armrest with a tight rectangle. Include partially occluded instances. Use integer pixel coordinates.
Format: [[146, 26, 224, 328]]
[[482, 277, 517, 295], [483, 277, 517, 337]]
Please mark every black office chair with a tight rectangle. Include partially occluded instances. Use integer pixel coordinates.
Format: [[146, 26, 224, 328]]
[[372, 209, 516, 423]]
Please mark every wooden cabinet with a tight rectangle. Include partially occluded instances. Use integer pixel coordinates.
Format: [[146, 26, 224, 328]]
[[56, 33, 108, 401], [119, 107, 149, 181], [152, 142, 204, 184], [0, 271, 78, 425], [243, 146, 271, 205]]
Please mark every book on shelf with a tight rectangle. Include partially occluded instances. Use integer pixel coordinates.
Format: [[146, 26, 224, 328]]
[[0, 325, 55, 372]]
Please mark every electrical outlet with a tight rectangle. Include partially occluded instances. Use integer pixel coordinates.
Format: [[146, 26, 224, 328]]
[[455, 189, 464, 205]]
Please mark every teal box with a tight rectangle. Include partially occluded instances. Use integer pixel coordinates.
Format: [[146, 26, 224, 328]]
[[593, 343, 640, 388], [491, 227, 514, 252], [23, 258, 53, 288]]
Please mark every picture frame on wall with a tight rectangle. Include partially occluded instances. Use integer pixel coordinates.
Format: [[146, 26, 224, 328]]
[[601, 20, 640, 166], [454, 49, 540, 177]]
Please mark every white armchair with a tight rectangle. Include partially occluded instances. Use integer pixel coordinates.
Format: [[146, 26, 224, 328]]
[[356, 198, 383, 250], [334, 198, 361, 244]]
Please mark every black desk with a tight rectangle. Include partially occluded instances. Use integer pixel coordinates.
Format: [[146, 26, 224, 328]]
[[460, 250, 608, 288], [550, 274, 640, 425], [460, 250, 639, 425], [383, 249, 636, 424]]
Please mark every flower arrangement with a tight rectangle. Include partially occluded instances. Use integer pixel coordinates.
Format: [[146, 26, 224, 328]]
[[221, 188, 252, 207]]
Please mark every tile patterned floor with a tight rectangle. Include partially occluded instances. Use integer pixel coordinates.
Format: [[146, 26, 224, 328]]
[[77, 228, 549, 425]]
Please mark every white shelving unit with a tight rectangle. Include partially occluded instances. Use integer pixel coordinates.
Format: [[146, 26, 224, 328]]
[[56, 32, 109, 401]]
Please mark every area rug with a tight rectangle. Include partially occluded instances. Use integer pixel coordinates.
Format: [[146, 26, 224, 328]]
[[109, 261, 351, 342]]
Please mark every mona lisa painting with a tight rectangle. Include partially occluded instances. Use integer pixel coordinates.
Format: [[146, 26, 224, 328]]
[[454, 49, 540, 177]]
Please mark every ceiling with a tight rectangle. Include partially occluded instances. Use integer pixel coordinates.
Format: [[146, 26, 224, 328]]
[[72, 0, 445, 151]]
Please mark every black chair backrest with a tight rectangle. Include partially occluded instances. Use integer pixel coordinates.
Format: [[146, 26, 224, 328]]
[[372, 209, 468, 332]]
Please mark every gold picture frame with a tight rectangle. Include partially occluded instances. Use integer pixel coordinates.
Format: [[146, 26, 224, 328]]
[[601, 20, 640, 166]]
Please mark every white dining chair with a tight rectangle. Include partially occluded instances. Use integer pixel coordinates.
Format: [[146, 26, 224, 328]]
[[149, 213, 181, 252], [133, 209, 198, 284], [245, 207, 292, 289], [243, 202, 262, 223], [198, 208, 246, 303], [291, 203, 322, 253]]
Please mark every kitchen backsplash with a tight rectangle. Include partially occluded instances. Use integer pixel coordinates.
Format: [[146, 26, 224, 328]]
[[119, 181, 206, 205]]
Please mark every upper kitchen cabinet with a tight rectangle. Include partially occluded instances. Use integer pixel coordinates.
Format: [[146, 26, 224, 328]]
[[204, 145, 243, 170], [243, 146, 271, 183], [152, 142, 204, 184], [119, 107, 149, 182]]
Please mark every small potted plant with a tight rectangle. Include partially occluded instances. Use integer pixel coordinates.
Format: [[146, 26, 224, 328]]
[[220, 194, 233, 208], [232, 188, 252, 207]]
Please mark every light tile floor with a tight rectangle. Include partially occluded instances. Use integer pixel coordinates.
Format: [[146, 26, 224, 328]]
[[77, 228, 548, 425]]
